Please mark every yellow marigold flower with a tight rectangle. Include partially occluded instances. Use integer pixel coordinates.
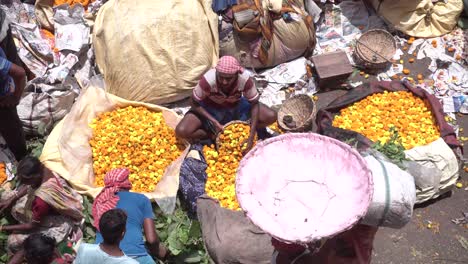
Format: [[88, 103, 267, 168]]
[[0, 162, 6, 185], [332, 91, 439, 150], [89, 106, 185, 193], [203, 123, 256, 210]]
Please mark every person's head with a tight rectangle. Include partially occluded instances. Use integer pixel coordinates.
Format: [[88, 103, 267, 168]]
[[17, 156, 44, 187], [23, 233, 57, 264], [215, 56, 243, 88], [103, 168, 132, 190], [99, 208, 127, 245]]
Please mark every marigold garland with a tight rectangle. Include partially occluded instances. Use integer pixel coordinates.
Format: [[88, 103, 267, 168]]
[[203, 123, 255, 210], [332, 91, 439, 150], [0, 162, 6, 185], [89, 106, 185, 193]]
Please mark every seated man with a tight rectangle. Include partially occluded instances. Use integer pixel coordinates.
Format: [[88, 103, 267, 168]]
[[75, 209, 138, 264], [175, 56, 276, 151]]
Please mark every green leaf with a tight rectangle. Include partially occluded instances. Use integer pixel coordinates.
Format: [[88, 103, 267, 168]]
[[178, 229, 189, 245], [155, 223, 165, 229], [85, 226, 96, 238], [188, 221, 202, 238], [167, 229, 184, 255]]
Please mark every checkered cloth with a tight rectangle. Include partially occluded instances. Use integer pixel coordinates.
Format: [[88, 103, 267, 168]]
[[215, 56, 244, 74], [92, 168, 132, 229]]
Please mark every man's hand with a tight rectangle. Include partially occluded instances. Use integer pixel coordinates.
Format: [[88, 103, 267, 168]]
[[214, 121, 224, 134], [241, 135, 255, 155], [0, 198, 13, 216], [158, 244, 169, 260]]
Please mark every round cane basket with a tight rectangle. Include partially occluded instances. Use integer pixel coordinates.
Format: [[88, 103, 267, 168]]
[[354, 29, 396, 71], [215, 120, 250, 149], [236, 133, 373, 244], [277, 94, 316, 132]]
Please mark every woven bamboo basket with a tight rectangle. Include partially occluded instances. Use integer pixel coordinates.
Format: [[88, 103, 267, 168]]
[[215, 120, 250, 149], [354, 29, 396, 71], [277, 94, 316, 132]]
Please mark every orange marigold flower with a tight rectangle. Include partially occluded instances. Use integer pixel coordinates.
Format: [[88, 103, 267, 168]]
[[332, 91, 439, 150], [89, 106, 185, 193]]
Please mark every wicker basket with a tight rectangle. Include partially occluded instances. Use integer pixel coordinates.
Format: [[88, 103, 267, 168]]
[[277, 94, 316, 132], [215, 120, 250, 149], [354, 29, 396, 71]]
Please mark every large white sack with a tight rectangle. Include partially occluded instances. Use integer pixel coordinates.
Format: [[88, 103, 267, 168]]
[[404, 138, 459, 204], [368, 0, 463, 37], [93, 0, 219, 104], [362, 154, 416, 229]]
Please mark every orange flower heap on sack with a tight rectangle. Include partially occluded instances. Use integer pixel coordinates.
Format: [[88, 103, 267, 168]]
[[203, 123, 256, 210], [332, 91, 439, 150], [89, 106, 185, 193], [54, 0, 92, 8], [0, 162, 6, 184]]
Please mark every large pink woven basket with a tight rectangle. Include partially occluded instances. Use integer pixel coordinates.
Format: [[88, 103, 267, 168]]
[[236, 133, 373, 244]]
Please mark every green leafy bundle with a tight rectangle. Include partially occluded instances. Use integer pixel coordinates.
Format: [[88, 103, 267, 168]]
[[372, 127, 407, 167]]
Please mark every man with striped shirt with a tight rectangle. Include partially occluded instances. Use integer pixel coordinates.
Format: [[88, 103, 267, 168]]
[[175, 56, 276, 152]]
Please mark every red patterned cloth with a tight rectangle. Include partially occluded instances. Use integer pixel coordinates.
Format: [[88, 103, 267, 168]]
[[215, 56, 244, 74], [31, 196, 54, 223], [92, 168, 132, 229]]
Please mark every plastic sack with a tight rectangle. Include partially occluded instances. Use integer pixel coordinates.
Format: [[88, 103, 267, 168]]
[[93, 0, 219, 104], [40, 81, 188, 214], [368, 0, 463, 38], [197, 195, 274, 264], [220, 0, 316, 68], [16, 77, 79, 136], [403, 138, 459, 204], [34, 0, 54, 31], [361, 152, 416, 228]]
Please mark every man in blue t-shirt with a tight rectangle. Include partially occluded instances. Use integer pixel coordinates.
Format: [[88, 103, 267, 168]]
[[92, 168, 169, 264], [0, 10, 27, 161]]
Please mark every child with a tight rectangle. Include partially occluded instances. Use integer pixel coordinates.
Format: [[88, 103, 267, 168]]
[[23, 233, 70, 264]]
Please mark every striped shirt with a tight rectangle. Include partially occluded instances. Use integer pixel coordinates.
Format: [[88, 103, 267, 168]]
[[193, 69, 259, 108]]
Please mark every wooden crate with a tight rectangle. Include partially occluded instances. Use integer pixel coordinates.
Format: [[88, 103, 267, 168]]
[[311, 51, 353, 89]]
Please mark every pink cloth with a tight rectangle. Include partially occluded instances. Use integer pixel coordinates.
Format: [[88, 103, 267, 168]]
[[215, 56, 244, 74], [92, 168, 132, 229], [236, 133, 373, 244]]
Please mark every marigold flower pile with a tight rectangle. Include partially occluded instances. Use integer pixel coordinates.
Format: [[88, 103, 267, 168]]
[[332, 91, 440, 150], [0, 162, 6, 184], [89, 106, 185, 193], [203, 123, 255, 210], [54, 0, 92, 9], [268, 122, 284, 134]]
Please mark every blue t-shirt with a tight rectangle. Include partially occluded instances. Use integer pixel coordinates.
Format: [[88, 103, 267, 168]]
[[0, 47, 13, 97], [96, 192, 155, 256]]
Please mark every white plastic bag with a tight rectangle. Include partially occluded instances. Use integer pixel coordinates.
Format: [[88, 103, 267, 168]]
[[362, 152, 416, 228], [17, 77, 79, 136]]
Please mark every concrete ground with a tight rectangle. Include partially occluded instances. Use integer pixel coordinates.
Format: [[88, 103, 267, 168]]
[[313, 53, 468, 264]]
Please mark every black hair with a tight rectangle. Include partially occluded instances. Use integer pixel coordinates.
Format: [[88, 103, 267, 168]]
[[23, 233, 56, 264], [99, 209, 127, 245], [17, 156, 43, 180]]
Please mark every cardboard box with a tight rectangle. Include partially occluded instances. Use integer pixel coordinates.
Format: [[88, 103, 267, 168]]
[[311, 51, 353, 89]]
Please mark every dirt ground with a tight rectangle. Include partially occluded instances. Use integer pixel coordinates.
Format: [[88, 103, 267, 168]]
[[313, 51, 468, 264]]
